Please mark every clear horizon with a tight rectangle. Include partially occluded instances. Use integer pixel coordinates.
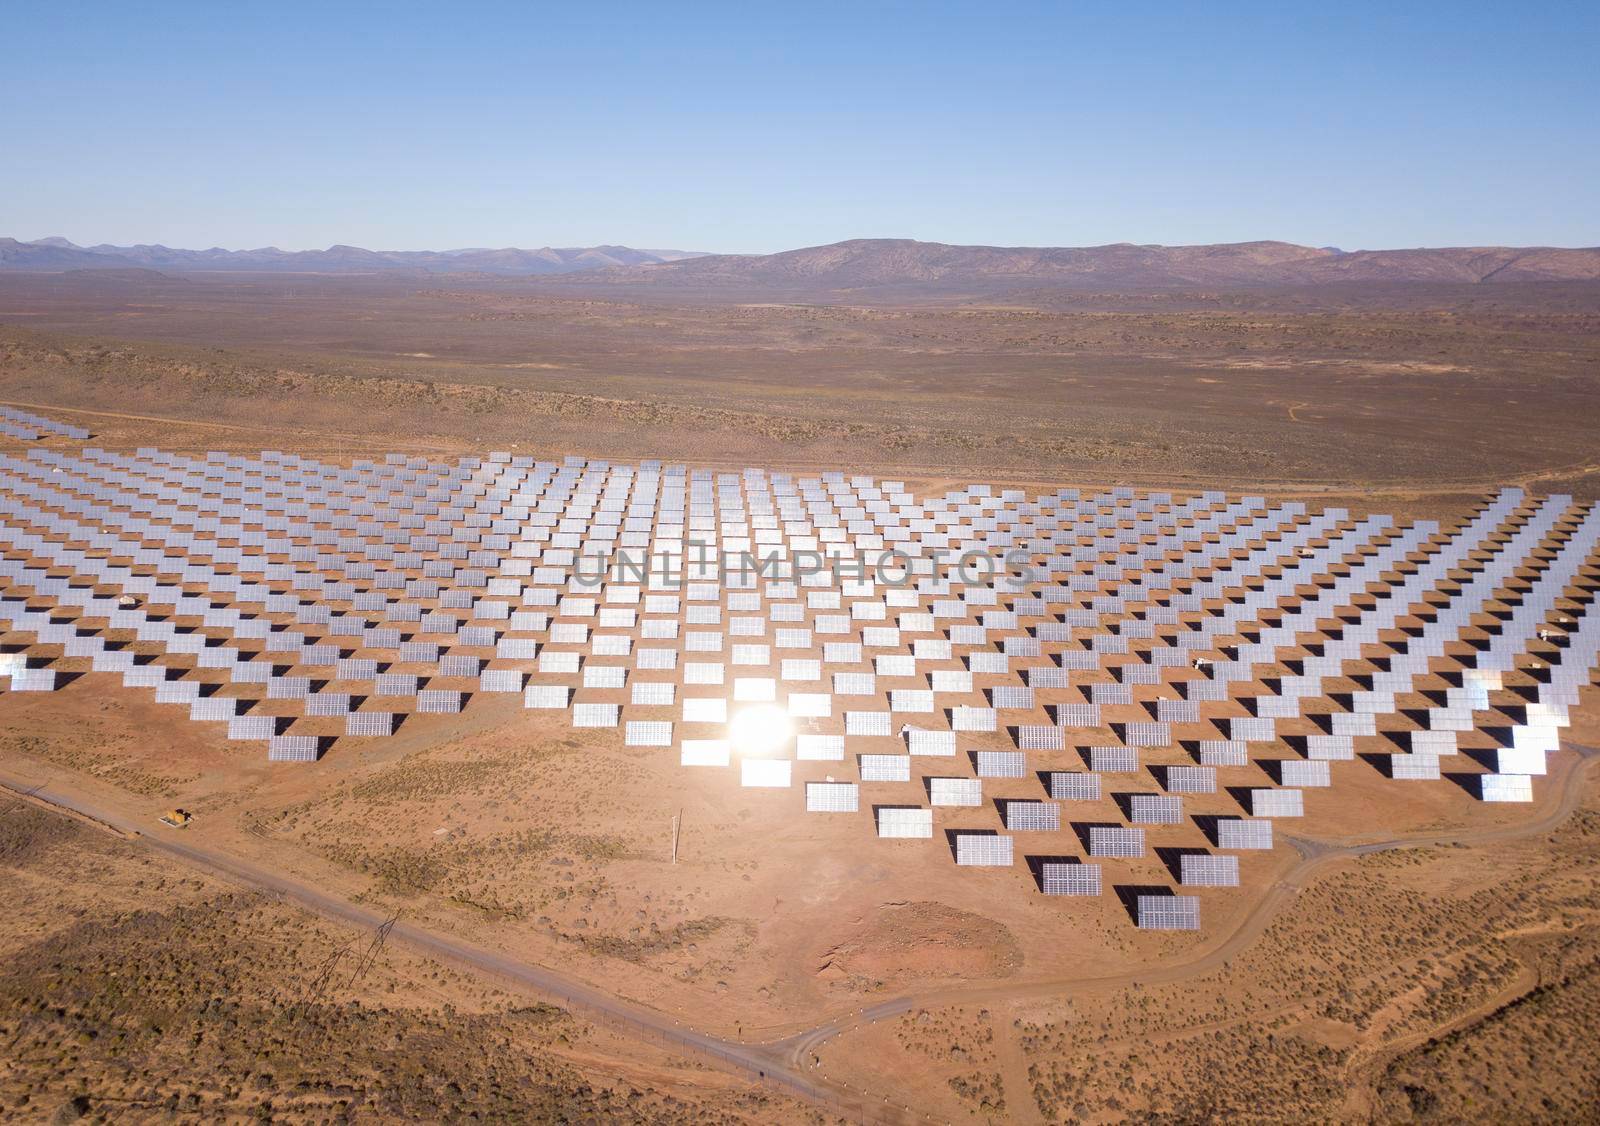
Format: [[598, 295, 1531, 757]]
[[4, 1, 1596, 254], [10, 234, 1600, 256]]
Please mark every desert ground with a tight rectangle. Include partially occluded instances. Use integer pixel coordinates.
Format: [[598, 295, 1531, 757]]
[[1, 270, 1598, 1121], [1, 271, 1598, 503]]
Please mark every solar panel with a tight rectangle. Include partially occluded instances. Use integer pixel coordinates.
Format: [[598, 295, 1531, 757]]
[[625, 720, 673, 747], [583, 665, 628, 690], [1276, 759, 1330, 787], [680, 739, 731, 767], [1331, 712, 1376, 737], [1129, 794, 1183, 824], [991, 686, 1034, 709], [1001, 800, 1060, 831], [639, 649, 688, 676], [1230, 717, 1276, 742], [906, 729, 956, 756], [1136, 894, 1200, 931], [846, 711, 892, 737], [1056, 703, 1101, 728], [1156, 698, 1200, 724], [1088, 826, 1145, 858], [782, 659, 821, 681], [1495, 747, 1548, 775], [566, 701, 621, 727], [524, 684, 570, 709], [834, 672, 875, 695], [1179, 853, 1239, 887], [796, 733, 845, 760], [1039, 861, 1102, 896], [1164, 765, 1216, 793], [227, 715, 275, 741], [1046, 771, 1100, 800], [539, 651, 580, 674], [632, 681, 676, 706], [1409, 730, 1457, 755], [439, 654, 481, 678], [806, 781, 859, 812], [1479, 773, 1533, 802], [890, 689, 935, 713], [1390, 753, 1441, 780], [951, 706, 997, 732], [1249, 788, 1304, 817], [1090, 682, 1132, 706], [682, 697, 727, 723], [860, 754, 912, 782], [975, 750, 1026, 778], [953, 833, 1014, 866], [302, 690, 350, 716], [1124, 721, 1171, 747], [1306, 734, 1355, 761], [1025, 666, 1069, 689], [346, 712, 396, 737], [267, 735, 319, 762], [684, 662, 724, 685], [929, 777, 983, 806], [1216, 818, 1274, 849], [479, 669, 525, 693], [876, 806, 933, 838], [1089, 746, 1138, 773], [1017, 725, 1064, 751]]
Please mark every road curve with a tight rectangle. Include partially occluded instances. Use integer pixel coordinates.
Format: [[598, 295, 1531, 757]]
[[771, 741, 1600, 1070], [3, 741, 1594, 1122]]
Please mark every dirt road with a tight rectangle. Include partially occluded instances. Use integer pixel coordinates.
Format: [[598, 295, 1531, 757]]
[[0, 766, 899, 1123], [770, 741, 1600, 1071], [3, 741, 1594, 1122]]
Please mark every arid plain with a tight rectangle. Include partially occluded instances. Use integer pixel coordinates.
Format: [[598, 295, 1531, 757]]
[[1, 266, 1599, 1122]]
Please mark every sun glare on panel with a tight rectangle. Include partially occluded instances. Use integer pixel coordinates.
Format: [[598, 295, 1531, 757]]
[[727, 703, 793, 758]]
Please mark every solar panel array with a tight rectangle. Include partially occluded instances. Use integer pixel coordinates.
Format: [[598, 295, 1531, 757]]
[[0, 407, 92, 443], [0, 440, 1594, 930]]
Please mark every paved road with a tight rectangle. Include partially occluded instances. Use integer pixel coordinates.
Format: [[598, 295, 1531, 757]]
[[4, 741, 1594, 1121]]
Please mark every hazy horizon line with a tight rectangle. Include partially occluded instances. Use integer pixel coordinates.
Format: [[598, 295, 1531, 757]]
[[12, 233, 1600, 257]]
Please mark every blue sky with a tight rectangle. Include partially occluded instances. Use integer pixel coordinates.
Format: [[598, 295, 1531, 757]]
[[4, 1, 1596, 252]]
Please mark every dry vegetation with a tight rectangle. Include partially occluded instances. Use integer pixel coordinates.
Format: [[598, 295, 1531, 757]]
[[0, 803, 819, 1123], [249, 725, 765, 993], [1, 709, 198, 800], [1, 272, 1598, 498], [814, 776, 1600, 1122], [1373, 942, 1600, 1121]]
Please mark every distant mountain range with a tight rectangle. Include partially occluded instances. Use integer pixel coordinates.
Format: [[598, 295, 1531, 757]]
[[0, 237, 708, 275], [4, 236, 1598, 294], [543, 238, 1600, 296]]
